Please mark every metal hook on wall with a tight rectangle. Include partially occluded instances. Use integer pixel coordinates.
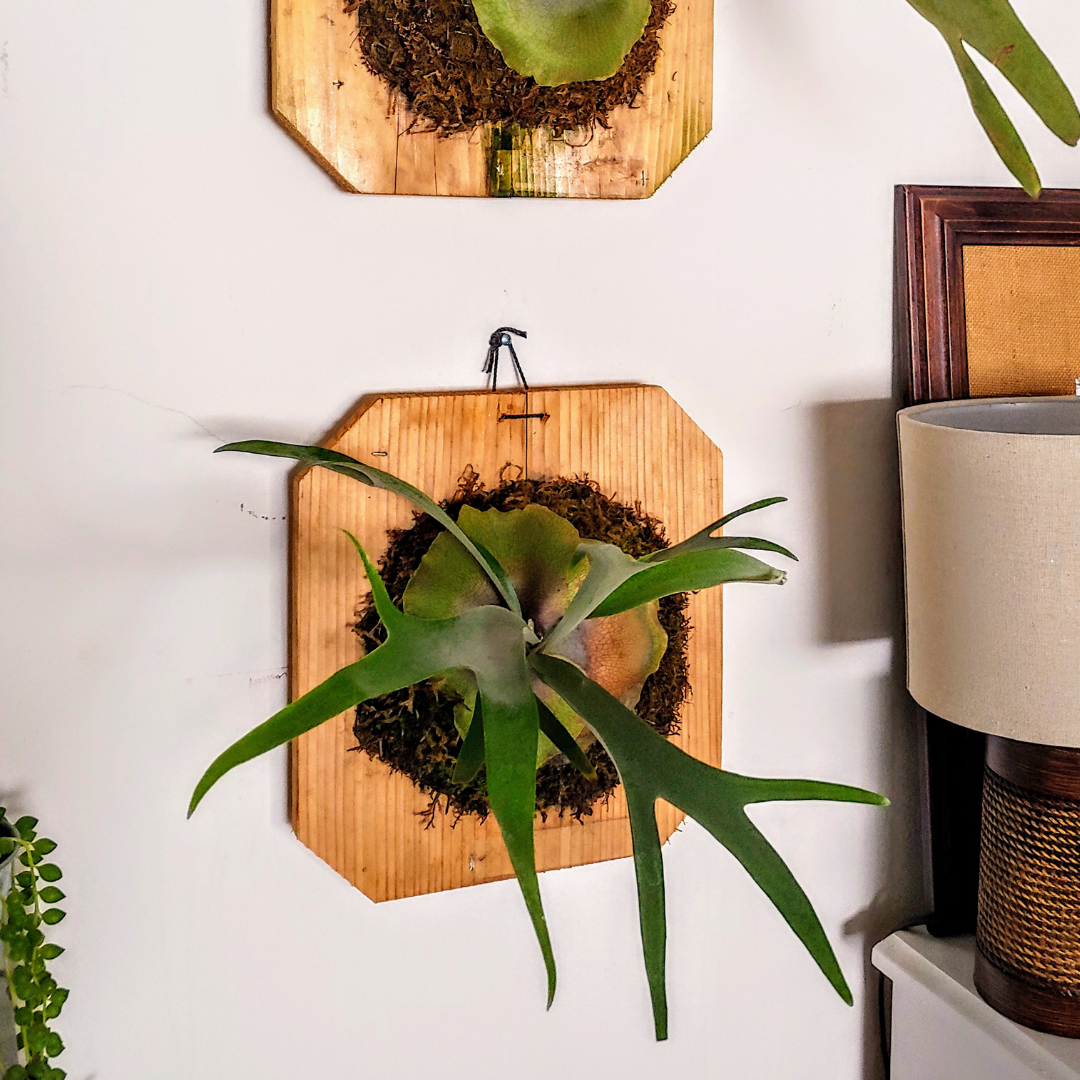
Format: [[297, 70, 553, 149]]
[[483, 327, 529, 392]]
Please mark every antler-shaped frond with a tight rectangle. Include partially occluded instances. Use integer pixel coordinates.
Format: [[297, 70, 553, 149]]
[[190, 534, 556, 1004], [543, 497, 793, 649], [216, 441, 520, 616], [529, 653, 887, 1041]]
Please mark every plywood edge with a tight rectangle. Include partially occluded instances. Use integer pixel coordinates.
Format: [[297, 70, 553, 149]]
[[269, 0, 361, 194], [271, 103, 362, 194], [650, 124, 711, 197]]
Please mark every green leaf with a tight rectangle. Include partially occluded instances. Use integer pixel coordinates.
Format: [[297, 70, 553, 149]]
[[904, 0, 1080, 195], [356, 535, 561, 1005], [536, 697, 597, 781], [404, 504, 582, 632], [452, 694, 486, 786], [947, 38, 1039, 194], [641, 497, 789, 563], [43, 1033, 63, 1058], [590, 548, 787, 619], [32, 841, 56, 858], [36, 866, 61, 884], [0, 838, 15, 857], [40, 911, 64, 926], [14, 818, 37, 840], [542, 541, 644, 653], [470, 0, 650, 85], [37, 946, 63, 961], [358, 536, 561, 1003], [545, 530, 787, 644], [25, 1023, 47, 1055], [624, 781, 668, 1039], [476, 684, 556, 1006], [4, 1065, 28, 1080], [406, 504, 665, 769], [43, 993, 67, 1022], [190, 534, 537, 814], [216, 441, 520, 616], [15, 873, 32, 890], [530, 653, 887, 1038], [38, 889, 63, 905]]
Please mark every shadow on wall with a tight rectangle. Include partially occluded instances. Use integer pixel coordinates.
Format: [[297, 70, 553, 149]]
[[812, 398, 904, 646], [812, 399, 927, 1080]]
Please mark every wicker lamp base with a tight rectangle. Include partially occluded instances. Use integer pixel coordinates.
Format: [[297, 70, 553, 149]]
[[975, 736, 1080, 1037]]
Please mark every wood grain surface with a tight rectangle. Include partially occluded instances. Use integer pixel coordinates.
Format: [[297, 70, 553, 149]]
[[270, 0, 712, 197], [290, 385, 723, 901]]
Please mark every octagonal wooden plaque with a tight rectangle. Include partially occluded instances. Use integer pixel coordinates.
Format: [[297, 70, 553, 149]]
[[290, 384, 723, 901], [271, 0, 712, 197]]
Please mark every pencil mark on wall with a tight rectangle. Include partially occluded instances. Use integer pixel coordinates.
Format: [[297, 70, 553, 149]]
[[1, 43, 9, 99], [240, 502, 285, 522], [183, 667, 286, 685], [249, 670, 286, 689], [64, 384, 224, 440]]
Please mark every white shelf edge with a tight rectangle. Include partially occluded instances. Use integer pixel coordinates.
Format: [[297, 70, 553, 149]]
[[873, 930, 1080, 1080]]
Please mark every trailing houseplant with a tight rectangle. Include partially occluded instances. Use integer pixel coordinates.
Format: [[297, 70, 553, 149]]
[[190, 441, 886, 1039], [0, 810, 68, 1080]]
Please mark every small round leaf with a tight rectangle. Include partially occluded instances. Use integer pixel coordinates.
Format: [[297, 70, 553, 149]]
[[13, 818, 37, 841]]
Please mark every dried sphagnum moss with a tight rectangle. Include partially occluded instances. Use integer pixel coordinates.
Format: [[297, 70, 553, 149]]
[[349, 0, 675, 136], [352, 472, 692, 823]]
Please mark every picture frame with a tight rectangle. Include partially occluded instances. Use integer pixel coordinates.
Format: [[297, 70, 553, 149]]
[[896, 185, 1080, 404]]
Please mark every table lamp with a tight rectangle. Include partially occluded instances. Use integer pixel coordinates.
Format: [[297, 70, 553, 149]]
[[899, 396, 1080, 1038]]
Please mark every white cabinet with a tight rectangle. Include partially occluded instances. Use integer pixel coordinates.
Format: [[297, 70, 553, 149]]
[[873, 929, 1080, 1080]]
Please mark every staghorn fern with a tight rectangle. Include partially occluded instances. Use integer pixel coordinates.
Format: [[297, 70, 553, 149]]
[[189, 441, 887, 1040], [466, 0, 1078, 197]]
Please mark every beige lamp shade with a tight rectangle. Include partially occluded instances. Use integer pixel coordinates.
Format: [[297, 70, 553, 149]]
[[899, 397, 1080, 746]]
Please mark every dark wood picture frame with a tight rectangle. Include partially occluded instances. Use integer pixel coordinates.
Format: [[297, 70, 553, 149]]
[[895, 184, 1080, 935], [896, 185, 1080, 404]]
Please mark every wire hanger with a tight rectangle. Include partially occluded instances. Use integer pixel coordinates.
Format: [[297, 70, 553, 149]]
[[483, 327, 529, 392]]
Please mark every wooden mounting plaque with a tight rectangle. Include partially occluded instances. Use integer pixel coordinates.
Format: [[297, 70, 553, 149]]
[[271, 0, 712, 198], [290, 384, 723, 901]]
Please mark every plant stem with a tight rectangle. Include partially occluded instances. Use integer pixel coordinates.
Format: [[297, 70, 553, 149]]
[[7, 836, 44, 1071], [0, 868, 17, 1066]]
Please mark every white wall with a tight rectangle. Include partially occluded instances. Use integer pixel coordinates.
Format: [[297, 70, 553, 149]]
[[3, 0, 1080, 1075]]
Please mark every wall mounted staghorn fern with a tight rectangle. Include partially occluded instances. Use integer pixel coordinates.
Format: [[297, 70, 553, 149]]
[[461, 0, 1080, 195], [189, 441, 887, 1040]]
